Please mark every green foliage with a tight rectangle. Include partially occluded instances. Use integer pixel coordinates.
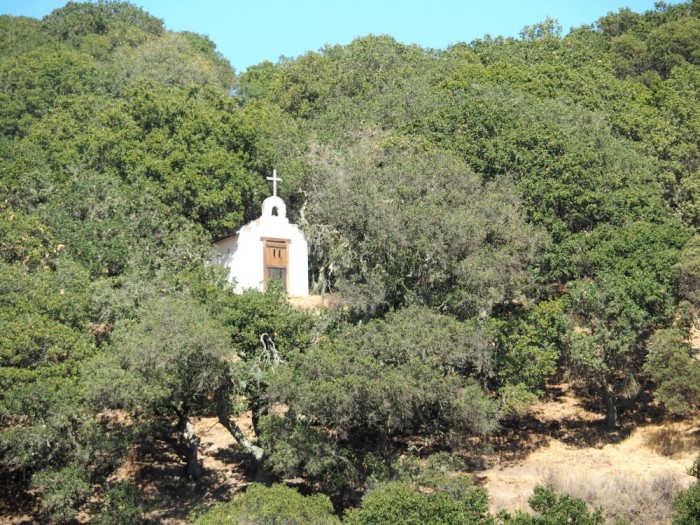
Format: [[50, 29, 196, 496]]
[[675, 235, 700, 308], [647, 17, 700, 77], [499, 486, 604, 524], [93, 483, 144, 525], [270, 308, 498, 441], [563, 220, 689, 426], [85, 295, 231, 417], [2, 380, 92, 472], [0, 4, 287, 495], [0, 44, 98, 136], [610, 33, 651, 78], [391, 454, 492, 521], [527, 486, 603, 524], [0, 209, 58, 268], [644, 328, 700, 414], [445, 87, 665, 238], [596, 8, 645, 38], [306, 135, 546, 317], [238, 60, 281, 99], [688, 454, 700, 480], [269, 35, 432, 119], [0, 252, 122, 494], [31, 465, 91, 523], [24, 83, 266, 236], [42, 1, 163, 42], [82, 293, 238, 479], [0, 137, 54, 211], [345, 482, 491, 525], [216, 285, 316, 359], [0, 259, 94, 394], [673, 480, 700, 525], [582, 221, 690, 289], [567, 275, 649, 428], [120, 81, 267, 235], [208, 285, 317, 429], [0, 15, 48, 62], [261, 307, 499, 487], [38, 171, 209, 278], [190, 483, 340, 525], [258, 415, 351, 486], [519, 17, 562, 41], [494, 299, 570, 409], [111, 32, 235, 92]]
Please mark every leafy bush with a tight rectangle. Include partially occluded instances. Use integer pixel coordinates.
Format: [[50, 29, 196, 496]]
[[189, 483, 340, 525], [498, 485, 604, 524], [673, 481, 700, 525], [30, 465, 91, 523], [644, 328, 700, 415], [93, 483, 144, 525], [345, 482, 491, 525]]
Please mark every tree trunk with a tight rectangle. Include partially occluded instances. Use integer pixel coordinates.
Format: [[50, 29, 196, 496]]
[[180, 420, 202, 480], [251, 406, 260, 436], [601, 386, 618, 431], [215, 391, 264, 460], [250, 399, 269, 437]]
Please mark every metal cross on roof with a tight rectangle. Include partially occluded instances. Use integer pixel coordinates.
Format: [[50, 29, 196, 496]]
[[266, 169, 281, 197]]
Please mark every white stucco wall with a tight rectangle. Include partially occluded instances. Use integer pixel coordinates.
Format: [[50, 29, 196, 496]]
[[214, 196, 309, 297]]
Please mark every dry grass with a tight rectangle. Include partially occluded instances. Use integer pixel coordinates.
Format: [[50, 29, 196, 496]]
[[542, 467, 684, 525], [644, 424, 700, 458], [482, 385, 698, 523]]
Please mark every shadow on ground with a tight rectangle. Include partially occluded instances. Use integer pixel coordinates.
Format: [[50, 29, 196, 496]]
[[125, 437, 259, 524], [489, 381, 677, 466]]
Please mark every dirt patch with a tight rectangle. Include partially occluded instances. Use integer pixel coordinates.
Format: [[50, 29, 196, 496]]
[[112, 413, 259, 524], [288, 294, 339, 312], [481, 385, 698, 523]]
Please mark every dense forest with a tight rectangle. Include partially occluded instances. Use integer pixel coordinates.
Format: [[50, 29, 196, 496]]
[[3, 1, 700, 523]]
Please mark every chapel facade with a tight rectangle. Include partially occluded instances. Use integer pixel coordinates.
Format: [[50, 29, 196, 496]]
[[214, 171, 309, 296]]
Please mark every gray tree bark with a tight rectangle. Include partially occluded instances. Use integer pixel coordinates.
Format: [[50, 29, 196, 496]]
[[180, 420, 203, 480], [601, 386, 618, 431], [215, 390, 264, 460]]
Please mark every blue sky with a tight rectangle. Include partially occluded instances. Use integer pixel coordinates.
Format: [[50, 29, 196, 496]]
[[2, 0, 670, 72]]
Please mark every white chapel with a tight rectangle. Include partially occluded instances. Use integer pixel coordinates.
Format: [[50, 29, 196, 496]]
[[214, 170, 309, 296]]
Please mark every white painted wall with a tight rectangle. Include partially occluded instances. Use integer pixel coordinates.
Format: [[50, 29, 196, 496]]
[[215, 196, 309, 296]]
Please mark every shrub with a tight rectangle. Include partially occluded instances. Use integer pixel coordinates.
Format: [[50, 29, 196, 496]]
[[93, 483, 144, 525], [498, 485, 604, 524], [345, 482, 492, 525], [30, 465, 91, 523], [673, 481, 700, 525], [189, 483, 340, 525]]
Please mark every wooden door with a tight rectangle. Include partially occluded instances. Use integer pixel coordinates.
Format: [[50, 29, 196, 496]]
[[263, 238, 289, 291]]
